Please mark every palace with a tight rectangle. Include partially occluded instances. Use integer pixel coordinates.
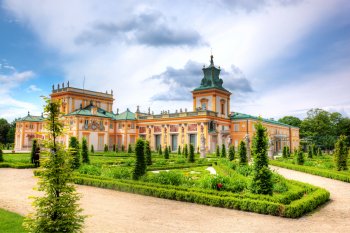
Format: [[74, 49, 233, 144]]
[[14, 55, 299, 156]]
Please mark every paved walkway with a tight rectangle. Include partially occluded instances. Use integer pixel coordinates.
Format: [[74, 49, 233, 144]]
[[0, 167, 350, 232]]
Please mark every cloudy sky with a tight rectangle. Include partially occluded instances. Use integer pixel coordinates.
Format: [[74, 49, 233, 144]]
[[1, 0, 349, 121]]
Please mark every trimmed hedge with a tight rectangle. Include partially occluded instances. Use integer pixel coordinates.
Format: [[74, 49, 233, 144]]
[[0, 162, 36, 169], [71, 173, 329, 218], [147, 163, 211, 171], [270, 160, 350, 183]]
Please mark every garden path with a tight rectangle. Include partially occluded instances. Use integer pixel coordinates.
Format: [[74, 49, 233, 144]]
[[0, 167, 350, 232]]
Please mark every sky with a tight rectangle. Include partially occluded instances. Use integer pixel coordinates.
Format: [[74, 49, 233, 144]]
[[0, 0, 350, 122]]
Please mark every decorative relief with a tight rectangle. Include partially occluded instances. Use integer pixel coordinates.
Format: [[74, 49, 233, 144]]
[[188, 124, 197, 132], [139, 127, 146, 134], [170, 125, 178, 132], [154, 126, 161, 133]]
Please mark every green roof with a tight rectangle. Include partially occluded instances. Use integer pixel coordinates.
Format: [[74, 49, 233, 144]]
[[230, 112, 298, 128], [17, 113, 44, 122], [193, 55, 230, 93], [115, 109, 136, 121], [66, 105, 116, 119]]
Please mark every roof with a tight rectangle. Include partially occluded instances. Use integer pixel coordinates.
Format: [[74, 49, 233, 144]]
[[193, 55, 230, 93], [230, 112, 299, 128], [16, 113, 44, 122], [115, 109, 136, 121], [66, 105, 117, 119]]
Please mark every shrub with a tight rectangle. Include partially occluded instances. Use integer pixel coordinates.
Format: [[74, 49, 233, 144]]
[[238, 141, 247, 165], [144, 140, 152, 165], [142, 171, 186, 186], [90, 144, 94, 153], [216, 144, 220, 157], [228, 145, 235, 161], [334, 135, 348, 171], [296, 150, 304, 165], [81, 137, 90, 164], [30, 139, 38, 164], [178, 145, 181, 155], [308, 145, 313, 159], [121, 145, 125, 152], [69, 137, 80, 169], [250, 121, 273, 195], [101, 166, 131, 180], [221, 144, 226, 158], [78, 164, 102, 176], [164, 146, 169, 159], [115, 145, 119, 153], [188, 144, 195, 163], [104, 144, 108, 152], [197, 146, 200, 155], [168, 145, 171, 153], [113, 144, 116, 152], [282, 146, 288, 158], [317, 147, 322, 157], [272, 174, 288, 193], [184, 144, 188, 158], [133, 139, 146, 180], [0, 148, 3, 162], [128, 144, 133, 153], [158, 144, 162, 155], [236, 165, 252, 177]]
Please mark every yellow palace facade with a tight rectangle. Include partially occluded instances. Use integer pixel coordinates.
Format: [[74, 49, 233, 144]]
[[14, 56, 299, 157]]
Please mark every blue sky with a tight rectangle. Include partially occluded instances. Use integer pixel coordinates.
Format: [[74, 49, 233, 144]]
[[1, 0, 350, 121]]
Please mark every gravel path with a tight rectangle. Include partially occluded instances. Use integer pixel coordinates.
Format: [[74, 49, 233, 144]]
[[1, 167, 350, 232]]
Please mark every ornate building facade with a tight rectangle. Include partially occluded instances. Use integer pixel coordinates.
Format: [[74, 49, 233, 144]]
[[15, 56, 299, 155]]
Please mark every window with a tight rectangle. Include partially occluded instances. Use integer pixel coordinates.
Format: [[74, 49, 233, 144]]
[[84, 119, 89, 125], [29, 124, 34, 129], [234, 124, 239, 132], [201, 103, 207, 110], [130, 123, 135, 129], [109, 123, 113, 129], [118, 123, 122, 129], [221, 103, 225, 114]]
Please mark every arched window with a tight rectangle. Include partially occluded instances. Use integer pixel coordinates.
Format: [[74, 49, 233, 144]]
[[220, 99, 226, 115]]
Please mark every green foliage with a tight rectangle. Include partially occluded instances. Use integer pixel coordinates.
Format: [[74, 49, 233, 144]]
[[69, 137, 80, 169], [90, 144, 94, 153], [250, 121, 273, 195], [0, 208, 26, 233], [142, 171, 186, 186], [144, 140, 152, 165], [133, 139, 146, 180], [334, 135, 348, 171], [307, 145, 313, 158], [188, 144, 195, 163], [317, 147, 322, 156], [81, 137, 90, 164], [115, 145, 119, 152], [278, 116, 302, 128], [221, 144, 226, 158], [158, 144, 162, 155], [197, 146, 200, 154], [282, 146, 289, 158], [30, 139, 37, 164], [228, 145, 235, 161], [78, 164, 102, 176], [23, 97, 84, 233], [128, 144, 132, 153], [168, 145, 171, 153], [104, 144, 108, 152], [113, 144, 116, 152], [216, 144, 220, 157], [296, 150, 304, 165], [121, 144, 125, 152], [101, 166, 132, 180], [184, 144, 188, 158], [164, 145, 169, 159], [178, 145, 181, 155], [238, 141, 247, 165], [0, 148, 3, 162]]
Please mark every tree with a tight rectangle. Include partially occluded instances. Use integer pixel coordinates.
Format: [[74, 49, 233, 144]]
[[113, 144, 116, 152], [69, 137, 80, 169], [158, 144, 162, 155], [221, 144, 226, 158], [197, 146, 200, 155], [278, 116, 302, 128], [121, 145, 125, 152], [228, 145, 235, 161], [282, 146, 288, 158], [178, 145, 181, 155], [168, 145, 171, 154], [104, 144, 108, 152], [334, 135, 348, 171], [317, 147, 322, 156], [188, 144, 195, 163], [90, 144, 94, 153], [0, 148, 3, 162], [164, 146, 169, 159], [31, 139, 38, 165], [0, 118, 10, 144], [297, 149, 304, 165], [115, 145, 119, 153], [133, 139, 146, 180], [183, 144, 188, 158], [250, 121, 273, 195], [128, 144, 133, 153], [144, 140, 152, 165], [6, 120, 16, 144], [307, 145, 313, 159], [23, 98, 84, 232], [81, 138, 90, 164], [238, 141, 247, 165], [216, 144, 220, 157]]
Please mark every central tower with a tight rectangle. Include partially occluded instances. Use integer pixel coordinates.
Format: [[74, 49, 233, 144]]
[[192, 55, 231, 118]]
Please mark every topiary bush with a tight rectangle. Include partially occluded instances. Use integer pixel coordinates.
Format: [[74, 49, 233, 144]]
[[238, 141, 247, 165], [216, 144, 220, 157], [308, 145, 313, 159], [297, 149, 304, 165], [30, 139, 38, 164], [104, 144, 108, 152], [133, 139, 146, 180], [334, 135, 348, 171], [221, 144, 226, 158], [188, 144, 195, 163], [69, 137, 80, 169], [144, 140, 152, 165], [0, 148, 3, 162], [164, 146, 169, 159], [81, 137, 90, 164], [184, 144, 188, 158], [228, 145, 235, 161], [90, 144, 94, 153], [158, 144, 162, 155], [128, 144, 133, 153]]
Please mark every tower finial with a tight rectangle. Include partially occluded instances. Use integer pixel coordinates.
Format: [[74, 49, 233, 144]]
[[210, 50, 214, 66]]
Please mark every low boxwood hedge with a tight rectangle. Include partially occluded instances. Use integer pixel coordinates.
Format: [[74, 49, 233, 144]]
[[0, 162, 35, 169], [270, 160, 350, 183]]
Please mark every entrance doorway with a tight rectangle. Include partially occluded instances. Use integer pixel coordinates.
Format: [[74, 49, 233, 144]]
[[171, 135, 178, 152], [189, 134, 197, 148], [155, 135, 161, 150]]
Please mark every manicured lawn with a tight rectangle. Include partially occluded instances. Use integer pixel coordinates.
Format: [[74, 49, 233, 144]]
[[0, 208, 25, 233]]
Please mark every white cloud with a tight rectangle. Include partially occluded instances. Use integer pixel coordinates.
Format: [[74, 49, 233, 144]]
[[27, 84, 42, 92]]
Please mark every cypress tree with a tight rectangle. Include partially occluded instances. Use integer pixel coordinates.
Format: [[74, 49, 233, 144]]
[[238, 141, 247, 165], [188, 144, 195, 163], [121, 144, 125, 152], [144, 140, 152, 165], [182, 145, 185, 155], [250, 121, 273, 195], [81, 137, 90, 164], [216, 144, 220, 157], [307, 145, 313, 158], [23, 98, 84, 232], [104, 144, 108, 152], [197, 146, 200, 155], [164, 146, 169, 159], [334, 135, 348, 171], [0, 148, 3, 162], [115, 144, 119, 153], [184, 144, 188, 158], [69, 137, 80, 169], [168, 145, 171, 154], [158, 144, 162, 155], [90, 144, 94, 153], [297, 149, 304, 165], [178, 145, 181, 155], [228, 145, 235, 161], [30, 139, 38, 164], [133, 139, 146, 180], [317, 147, 322, 157], [221, 144, 226, 158], [128, 144, 132, 153], [282, 146, 287, 158], [113, 144, 116, 152]]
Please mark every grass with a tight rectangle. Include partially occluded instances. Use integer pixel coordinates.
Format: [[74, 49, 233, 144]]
[[0, 208, 25, 233]]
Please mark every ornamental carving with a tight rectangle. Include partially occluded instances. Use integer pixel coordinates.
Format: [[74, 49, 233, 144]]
[[154, 126, 161, 133], [139, 127, 146, 134], [188, 124, 197, 132], [170, 125, 178, 132]]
